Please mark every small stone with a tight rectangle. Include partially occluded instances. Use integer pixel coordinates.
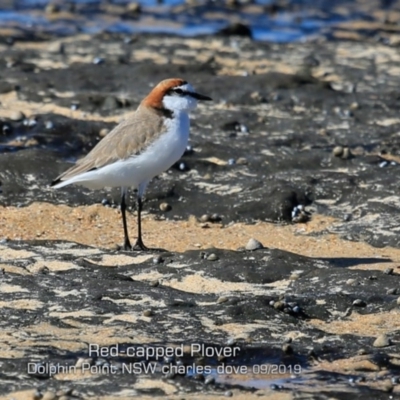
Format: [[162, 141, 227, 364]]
[[349, 102, 359, 110], [126, 2, 142, 14], [397, 297, 400, 305], [23, 118, 37, 127], [239, 124, 248, 133], [228, 158, 236, 165], [245, 238, 263, 251], [224, 391, 233, 397], [70, 103, 79, 110], [58, 397, 70, 400], [199, 214, 210, 222], [150, 280, 159, 287], [217, 296, 229, 304], [210, 213, 222, 222], [185, 145, 194, 155], [343, 213, 352, 222], [45, 121, 54, 130], [93, 57, 104, 65], [387, 288, 397, 295], [99, 128, 109, 137], [143, 310, 153, 317], [56, 389, 72, 397], [101, 198, 110, 206], [9, 110, 25, 121], [42, 392, 56, 400], [373, 334, 391, 348], [45, 3, 60, 14], [273, 301, 284, 311], [282, 343, 293, 354], [379, 160, 388, 168], [2, 124, 11, 134], [342, 147, 352, 159], [33, 390, 41, 400], [384, 268, 394, 275], [236, 157, 248, 165], [205, 375, 215, 384], [352, 299, 366, 307], [159, 202, 172, 212], [332, 146, 343, 157], [152, 256, 163, 264], [75, 357, 93, 368], [207, 253, 219, 261], [179, 162, 187, 171]]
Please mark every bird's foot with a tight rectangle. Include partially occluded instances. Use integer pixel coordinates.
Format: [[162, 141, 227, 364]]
[[131, 239, 167, 253]]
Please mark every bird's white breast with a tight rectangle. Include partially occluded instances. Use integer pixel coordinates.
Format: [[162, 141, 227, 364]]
[[78, 111, 190, 189]]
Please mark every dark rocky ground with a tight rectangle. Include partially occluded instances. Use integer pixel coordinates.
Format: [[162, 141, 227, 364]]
[[1, 27, 400, 400]]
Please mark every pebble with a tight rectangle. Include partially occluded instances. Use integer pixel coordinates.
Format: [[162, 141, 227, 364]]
[[343, 213, 352, 222], [143, 310, 153, 317], [33, 390, 41, 400], [352, 299, 366, 307], [207, 253, 219, 261], [236, 157, 248, 165], [397, 297, 400, 305], [45, 3, 60, 14], [159, 202, 172, 212], [373, 334, 391, 348], [384, 268, 394, 275], [273, 301, 284, 311], [199, 214, 210, 222], [23, 118, 37, 127], [204, 375, 215, 384], [210, 213, 221, 222], [9, 110, 25, 121], [70, 103, 79, 110], [75, 357, 93, 368], [228, 158, 236, 165], [93, 57, 105, 65], [41, 392, 56, 400], [341, 147, 351, 159], [245, 238, 263, 250], [101, 198, 110, 206], [239, 123, 248, 133], [56, 389, 72, 396], [2, 124, 11, 134], [99, 128, 109, 137], [282, 343, 293, 354], [379, 160, 388, 168], [179, 162, 187, 171], [126, 2, 142, 14], [45, 121, 54, 130], [150, 280, 159, 287], [224, 391, 233, 397], [184, 144, 194, 155], [152, 256, 163, 264], [332, 146, 344, 157], [217, 296, 229, 304], [387, 288, 397, 295]]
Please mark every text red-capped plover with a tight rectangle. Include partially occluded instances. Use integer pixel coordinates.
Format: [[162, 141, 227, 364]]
[[51, 78, 212, 251]]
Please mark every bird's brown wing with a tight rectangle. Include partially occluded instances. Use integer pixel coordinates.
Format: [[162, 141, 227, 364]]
[[51, 107, 168, 186]]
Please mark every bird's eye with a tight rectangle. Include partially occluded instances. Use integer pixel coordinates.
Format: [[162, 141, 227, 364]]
[[174, 88, 184, 95]]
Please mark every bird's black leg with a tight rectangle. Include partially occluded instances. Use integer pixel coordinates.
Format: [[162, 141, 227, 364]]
[[120, 189, 132, 250], [132, 195, 149, 251]]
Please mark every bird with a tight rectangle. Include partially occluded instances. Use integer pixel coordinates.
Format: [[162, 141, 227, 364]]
[[51, 78, 212, 251]]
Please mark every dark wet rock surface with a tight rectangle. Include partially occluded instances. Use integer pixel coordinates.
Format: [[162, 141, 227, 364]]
[[1, 240, 400, 398], [1, 29, 400, 399]]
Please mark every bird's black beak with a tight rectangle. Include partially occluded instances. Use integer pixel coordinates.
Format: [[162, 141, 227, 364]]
[[190, 92, 212, 101]]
